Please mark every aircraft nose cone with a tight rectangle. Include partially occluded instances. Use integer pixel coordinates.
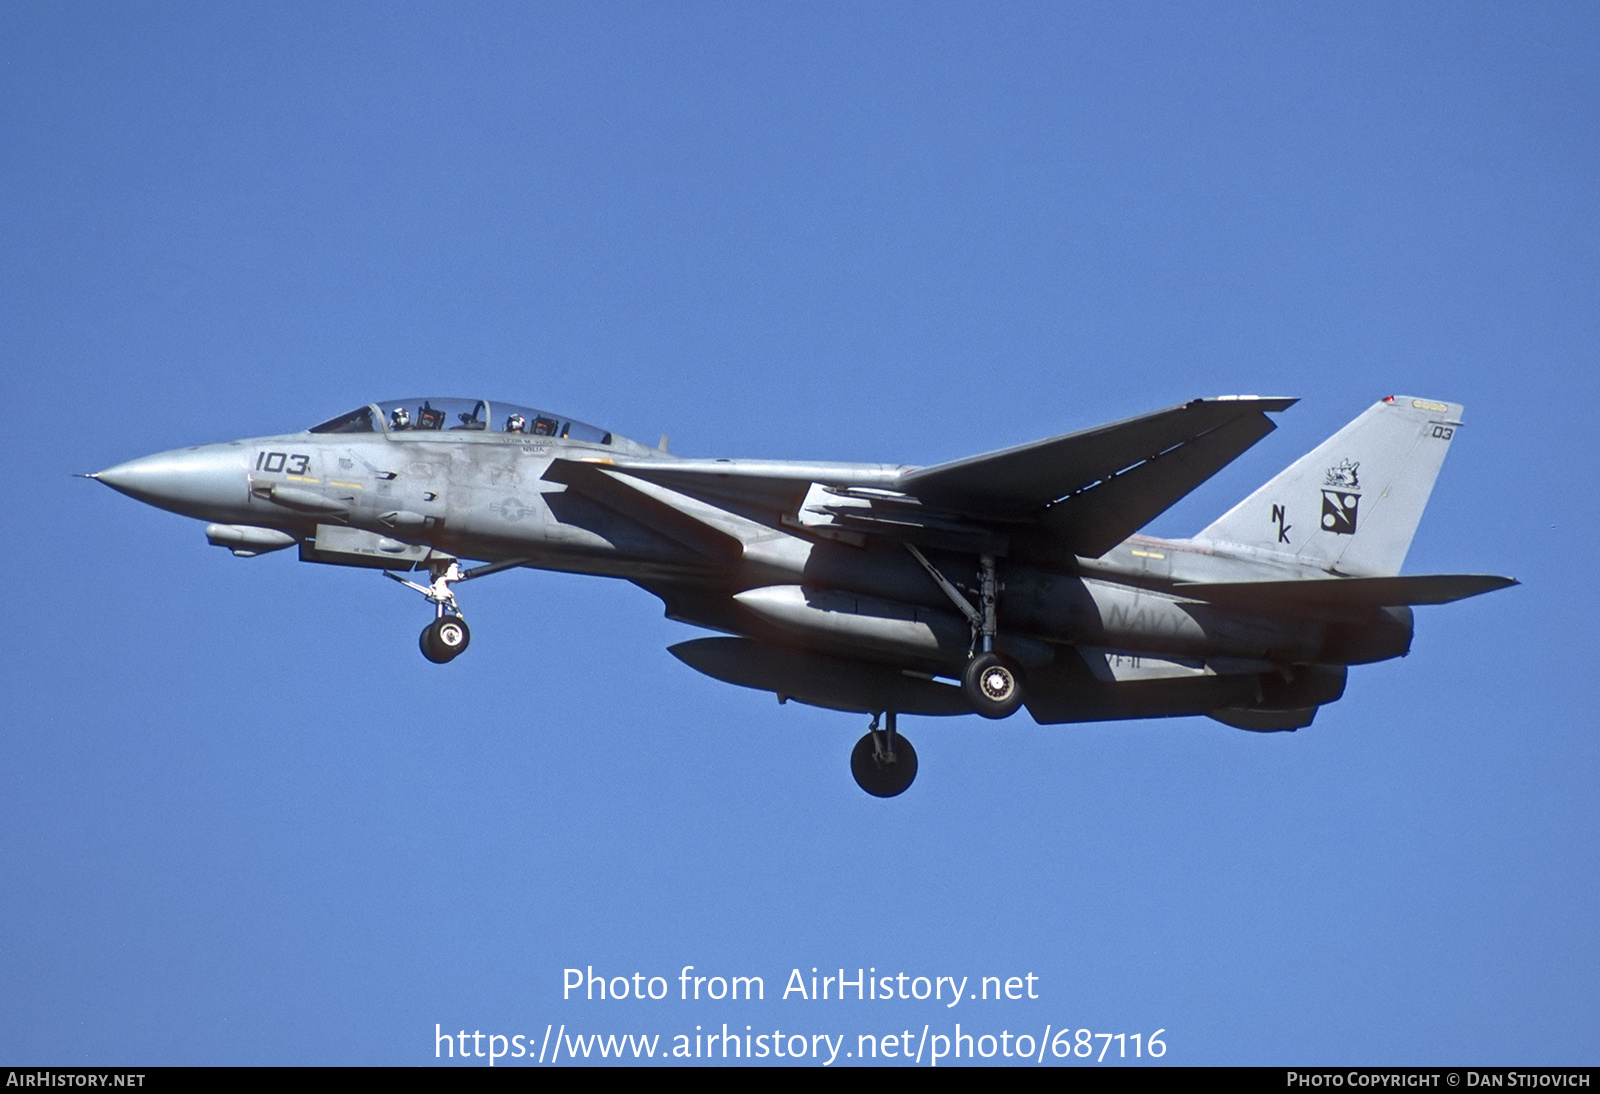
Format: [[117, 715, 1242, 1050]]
[[93, 445, 249, 520], [92, 458, 159, 497]]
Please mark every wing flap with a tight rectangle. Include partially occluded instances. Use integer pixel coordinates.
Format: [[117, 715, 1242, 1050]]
[[897, 396, 1295, 518], [1037, 410, 1281, 557]]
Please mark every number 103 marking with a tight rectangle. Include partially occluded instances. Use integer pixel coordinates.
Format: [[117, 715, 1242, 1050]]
[[256, 451, 310, 474]]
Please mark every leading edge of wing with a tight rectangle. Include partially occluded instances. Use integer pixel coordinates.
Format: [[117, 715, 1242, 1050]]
[[897, 395, 1297, 528]]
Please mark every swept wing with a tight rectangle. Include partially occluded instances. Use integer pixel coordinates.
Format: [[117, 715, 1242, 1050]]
[[549, 396, 1297, 559]]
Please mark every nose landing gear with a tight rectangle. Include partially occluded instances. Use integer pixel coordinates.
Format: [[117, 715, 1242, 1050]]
[[385, 558, 472, 663], [384, 554, 533, 663]]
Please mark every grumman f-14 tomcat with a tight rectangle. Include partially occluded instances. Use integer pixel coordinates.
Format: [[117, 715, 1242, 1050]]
[[92, 394, 1514, 796]]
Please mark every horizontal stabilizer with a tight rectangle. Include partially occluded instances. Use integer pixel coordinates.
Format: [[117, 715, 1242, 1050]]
[[1175, 573, 1518, 610]]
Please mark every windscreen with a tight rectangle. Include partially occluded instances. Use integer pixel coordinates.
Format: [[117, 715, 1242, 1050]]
[[308, 406, 377, 433]]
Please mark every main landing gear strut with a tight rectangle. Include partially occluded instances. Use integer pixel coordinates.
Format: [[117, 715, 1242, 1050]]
[[906, 546, 1025, 719], [851, 712, 918, 797]]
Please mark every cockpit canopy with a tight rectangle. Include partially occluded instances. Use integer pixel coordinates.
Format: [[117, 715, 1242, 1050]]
[[309, 398, 612, 445]]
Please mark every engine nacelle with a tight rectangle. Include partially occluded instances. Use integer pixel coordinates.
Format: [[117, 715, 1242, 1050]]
[[732, 584, 1054, 669]]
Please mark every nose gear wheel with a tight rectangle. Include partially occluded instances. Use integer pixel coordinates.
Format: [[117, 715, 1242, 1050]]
[[420, 615, 471, 663]]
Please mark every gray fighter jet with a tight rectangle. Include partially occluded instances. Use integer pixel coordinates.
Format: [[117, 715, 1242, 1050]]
[[92, 394, 1514, 796]]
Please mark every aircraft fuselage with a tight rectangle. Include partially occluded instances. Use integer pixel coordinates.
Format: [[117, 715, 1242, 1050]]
[[91, 394, 1513, 796], [95, 426, 1408, 674]]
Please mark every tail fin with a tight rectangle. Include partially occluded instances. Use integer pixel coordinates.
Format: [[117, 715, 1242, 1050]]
[[1195, 396, 1463, 576]]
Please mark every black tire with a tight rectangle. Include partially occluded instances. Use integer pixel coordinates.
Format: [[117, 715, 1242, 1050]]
[[963, 651, 1023, 719], [419, 625, 448, 663], [850, 731, 918, 798], [420, 616, 471, 663]]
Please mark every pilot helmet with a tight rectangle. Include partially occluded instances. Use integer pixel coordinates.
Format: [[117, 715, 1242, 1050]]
[[390, 407, 411, 428], [506, 413, 526, 433]]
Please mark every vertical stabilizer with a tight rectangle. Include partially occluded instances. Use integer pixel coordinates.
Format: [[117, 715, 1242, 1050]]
[[1195, 397, 1463, 576]]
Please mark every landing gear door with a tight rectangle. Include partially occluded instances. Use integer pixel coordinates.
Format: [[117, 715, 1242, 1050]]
[[299, 524, 433, 570]]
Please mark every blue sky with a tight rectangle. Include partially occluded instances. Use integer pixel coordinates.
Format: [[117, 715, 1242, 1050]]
[[3, 2, 1596, 1065]]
